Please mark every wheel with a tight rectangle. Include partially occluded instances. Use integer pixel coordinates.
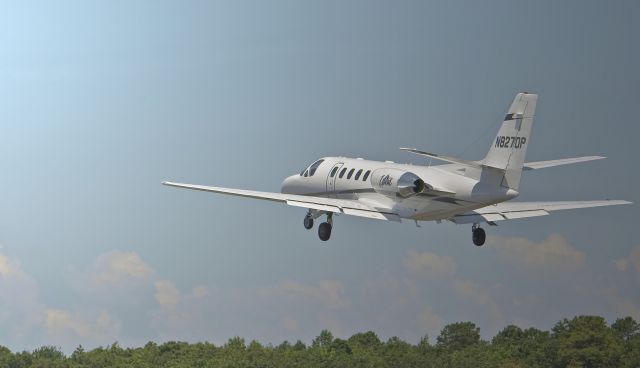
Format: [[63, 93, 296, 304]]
[[303, 216, 314, 230], [472, 228, 486, 246], [318, 222, 332, 241]]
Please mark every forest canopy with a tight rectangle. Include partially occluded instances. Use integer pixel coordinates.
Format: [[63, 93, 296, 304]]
[[1, 315, 638, 367]]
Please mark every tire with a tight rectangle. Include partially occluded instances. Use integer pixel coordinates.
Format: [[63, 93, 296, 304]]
[[318, 222, 332, 241], [472, 228, 486, 246], [303, 216, 314, 230]]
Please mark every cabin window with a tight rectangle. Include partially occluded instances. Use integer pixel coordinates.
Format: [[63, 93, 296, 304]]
[[354, 169, 363, 180], [339, 168, 347, 178], [347, 168, 355, 179], [363, 170, 371, 181], [308, 159, 324, 176], [330, 166, 339, 177]]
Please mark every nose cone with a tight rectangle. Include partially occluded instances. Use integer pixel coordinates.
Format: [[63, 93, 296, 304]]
[[281, 174, 298, 194]]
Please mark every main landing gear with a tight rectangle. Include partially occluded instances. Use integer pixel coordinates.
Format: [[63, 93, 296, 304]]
[[302, 211, 333, 241], [472, 223, 486, 247], [303, 214, 314, 230]]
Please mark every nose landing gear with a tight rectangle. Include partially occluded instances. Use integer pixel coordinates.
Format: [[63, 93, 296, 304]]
[[472, 223, 486, 246]]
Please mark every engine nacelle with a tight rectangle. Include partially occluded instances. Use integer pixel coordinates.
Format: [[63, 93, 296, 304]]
[[370, 169, 429, 198]]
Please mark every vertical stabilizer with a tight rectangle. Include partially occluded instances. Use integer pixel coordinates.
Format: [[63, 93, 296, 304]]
[[483, 93, 537, 190]]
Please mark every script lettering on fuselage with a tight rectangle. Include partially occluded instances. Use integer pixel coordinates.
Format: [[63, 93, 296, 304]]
[[494, 136, 526, 149], [379, 175, 393, 187]]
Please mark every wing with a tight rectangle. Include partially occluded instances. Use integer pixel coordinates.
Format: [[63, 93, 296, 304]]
[[523, 156, 605, 170], [449, 200, 631, 224], [162, 181, 401, 221]]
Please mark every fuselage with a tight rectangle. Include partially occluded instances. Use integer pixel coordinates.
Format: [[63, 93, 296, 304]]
[[281, 157, 518, 221]]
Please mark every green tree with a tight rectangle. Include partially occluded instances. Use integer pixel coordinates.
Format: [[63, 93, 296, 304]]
[[619, 333, 640, 368], [224, 336, 246, 351], [11, 351, 33, 368], [437, 322, 481, 351], [331, 338, 352, 355], [493, 325, 525, 345], [28, 346, 66, 368], [70, 345, 87, 365], [312, 329, 334, 350], [31, 346, 64, 361], [348, 331, 382, 351], [492, 326, 552, 367], [552, 315, 623, 368], [417, 335, 432, 355], [0, 346, 12, 368], [292, 340, 306, 351], [611, 316, 639, 342]]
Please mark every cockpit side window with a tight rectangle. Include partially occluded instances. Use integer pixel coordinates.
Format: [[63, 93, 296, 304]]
[[308, 159, 324, 176]]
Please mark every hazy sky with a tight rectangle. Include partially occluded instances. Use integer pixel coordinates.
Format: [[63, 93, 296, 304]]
[[1, 0, 639, 352]]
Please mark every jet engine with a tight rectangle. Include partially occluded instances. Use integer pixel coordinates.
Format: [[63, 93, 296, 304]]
[[370, 169, 429, 198]]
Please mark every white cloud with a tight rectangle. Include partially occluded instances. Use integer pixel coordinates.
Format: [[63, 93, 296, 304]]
[[418, 305, 444, 338], [613, 299, 640, 321], [92, 250, 153, 286], [282, 318, 299, 331], [0, 253, 45, 346], [454, 279, 505, 326], [263, 280, 350, 309], [192, 285, 209, 298], [46, 309, 91, 337], [45, 309, 121, 341], [0, 254, 24, 278], [487, 234, 585, 271], [614, 246, 640, 275], [155, 280, 181, 309], [404, 250, 456, 277]]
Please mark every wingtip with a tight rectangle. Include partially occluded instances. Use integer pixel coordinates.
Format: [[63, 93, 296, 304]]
[[607, 199, 633, 205]]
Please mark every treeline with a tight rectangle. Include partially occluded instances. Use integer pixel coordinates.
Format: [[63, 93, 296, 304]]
[[1, 315, 639, 367]]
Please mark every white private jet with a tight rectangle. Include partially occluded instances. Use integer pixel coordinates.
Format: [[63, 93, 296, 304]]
[[163, 93, 631, 246]]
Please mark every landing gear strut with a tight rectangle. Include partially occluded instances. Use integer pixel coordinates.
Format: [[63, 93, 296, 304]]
[[472, 223, 486, 247], [318, 213, 333, 241]]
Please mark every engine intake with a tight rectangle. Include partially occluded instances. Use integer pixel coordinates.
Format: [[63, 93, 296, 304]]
[[371, 169, 429, 198]]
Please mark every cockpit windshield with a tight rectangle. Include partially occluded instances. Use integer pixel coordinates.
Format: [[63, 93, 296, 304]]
[[300, 159, 324, 177]]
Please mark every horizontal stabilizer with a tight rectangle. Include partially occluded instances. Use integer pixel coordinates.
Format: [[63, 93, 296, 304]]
[[523, 156, 605, 170], [399, 147, 483, 169], [450, 199, 631, 224]]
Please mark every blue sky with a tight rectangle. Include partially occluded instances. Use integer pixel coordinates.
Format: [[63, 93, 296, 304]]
[[0, 0, 639, 352]]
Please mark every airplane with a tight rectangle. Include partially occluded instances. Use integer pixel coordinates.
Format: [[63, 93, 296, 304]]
[[163, 93, 631, 246]]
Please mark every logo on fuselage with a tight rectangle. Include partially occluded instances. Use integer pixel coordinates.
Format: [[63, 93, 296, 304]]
[[379, 175, 393, 187]]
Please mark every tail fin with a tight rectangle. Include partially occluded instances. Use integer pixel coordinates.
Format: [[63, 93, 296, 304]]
[[483, 92, 537, 190]]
